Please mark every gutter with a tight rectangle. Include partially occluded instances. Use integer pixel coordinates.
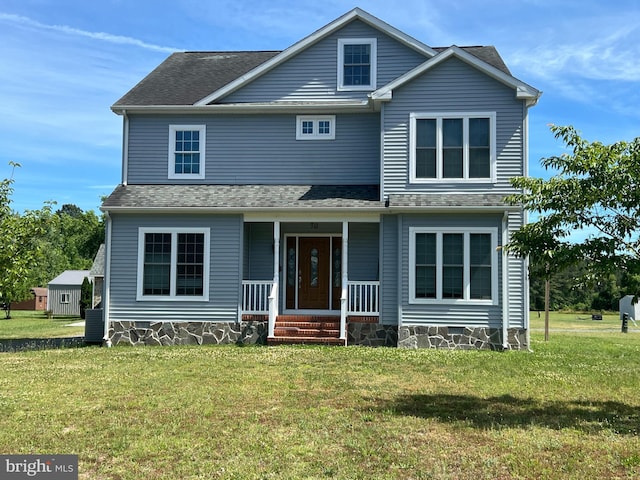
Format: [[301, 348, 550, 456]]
[[110, 101, 373, 115]]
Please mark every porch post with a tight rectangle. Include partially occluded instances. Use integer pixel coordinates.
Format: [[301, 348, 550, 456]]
[[268, 221, 280, 338], [340, 221, 348, 342]]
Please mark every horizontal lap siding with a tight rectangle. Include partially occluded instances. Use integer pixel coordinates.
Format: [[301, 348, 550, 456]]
[[383, 58, 524, 195], [507, 211, 526, 328], [348, 223, 379, 281], [399, 214, 503, 328], [380, 215, 398, 325], [245, 223, 274, 281], [108, 213, 242, 323], [223, 20, 428, 103], [127, 114, 379, 185]]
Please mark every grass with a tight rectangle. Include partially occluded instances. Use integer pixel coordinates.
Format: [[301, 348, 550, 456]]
[[0, 310, 85, 339], [0, 323, 639, 479]]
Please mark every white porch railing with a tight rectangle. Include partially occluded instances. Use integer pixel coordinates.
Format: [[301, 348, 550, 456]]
[[242, 281, 273, 314], [347, 281, 380, 315]]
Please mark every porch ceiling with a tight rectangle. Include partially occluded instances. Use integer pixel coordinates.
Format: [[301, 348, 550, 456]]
[[102, 184, 383, 211]]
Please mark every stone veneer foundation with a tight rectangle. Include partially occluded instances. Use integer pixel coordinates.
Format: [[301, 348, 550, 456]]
[[108, 321, 526, 350], [398, 326, 528, 350]]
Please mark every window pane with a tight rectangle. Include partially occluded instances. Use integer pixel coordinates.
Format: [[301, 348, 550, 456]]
[[416, 266, 436, 298], [176, 233, 204, 296], [443, 118, 462, 146], [416, 149, 436, 178], [415, 233, 436, 299], [443, 148, 463, 178], [469, 118, 489, 146], [415, 233, 436, 265], [302, 121, 313, 134], [470, 234, 492, 299], [343, 44, 371, 86], [443, 234, 464, 298], [174, 129, 201, 175], [416, 119, 436, 148], [469, 148, 490, 178], [143, 233, 171, 295], [319, 121, 330, 135]]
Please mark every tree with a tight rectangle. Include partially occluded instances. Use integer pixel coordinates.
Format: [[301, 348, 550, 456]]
[[0, 164, 56, 317], [506, 125, 640, 319]]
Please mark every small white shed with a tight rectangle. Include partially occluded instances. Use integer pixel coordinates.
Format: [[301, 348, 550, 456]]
[[619, 295, 640, 323], [47, 270, 90, 316]]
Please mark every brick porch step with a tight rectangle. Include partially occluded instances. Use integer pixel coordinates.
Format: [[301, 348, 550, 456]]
[[267, 336, 346, 346], [274, 327, 340, 337], [276, 321, 340, 329]]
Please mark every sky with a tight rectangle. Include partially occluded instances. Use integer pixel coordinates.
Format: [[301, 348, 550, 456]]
[[1, 0, 639, 214]]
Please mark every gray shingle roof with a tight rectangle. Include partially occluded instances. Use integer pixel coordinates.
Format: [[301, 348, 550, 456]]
[[112, 46, 510, 107], [102, 184, 383, 209], [89, 244, 105, 277], [433, 46, 511, 75], [48, 270, 90, 286], [113, 51, 280, 107], [388, 193, 509, 208]]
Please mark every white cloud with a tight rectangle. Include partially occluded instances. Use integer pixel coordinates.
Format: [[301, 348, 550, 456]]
[[0, 13, 181, 53]]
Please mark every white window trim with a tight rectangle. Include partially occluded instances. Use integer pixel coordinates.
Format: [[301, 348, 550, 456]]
[[337, 38, 377, 91], [296, 115, 336, 140], [409, 227, 499, 305], [168, 125, 206, 180], [60, 293, 70, 304], [409, 112, 497, 183], [136, 227, 210, 302]]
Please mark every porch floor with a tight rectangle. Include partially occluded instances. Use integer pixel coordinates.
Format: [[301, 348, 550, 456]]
[[267, 315, 345, 346]]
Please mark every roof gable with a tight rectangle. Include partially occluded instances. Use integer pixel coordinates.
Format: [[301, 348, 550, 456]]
[[194, 7, 437, 106], [372, 46, 541, 104]]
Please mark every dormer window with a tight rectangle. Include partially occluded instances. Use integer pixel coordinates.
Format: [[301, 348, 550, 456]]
[[337, 38, 377, 91]]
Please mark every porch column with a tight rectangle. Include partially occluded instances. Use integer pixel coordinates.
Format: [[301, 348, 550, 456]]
[[268, 221, 280, 338], [340, 221, 348, 342]]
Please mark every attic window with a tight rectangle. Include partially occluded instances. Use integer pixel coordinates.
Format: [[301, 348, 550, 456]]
[[338, 38, 376, 91]]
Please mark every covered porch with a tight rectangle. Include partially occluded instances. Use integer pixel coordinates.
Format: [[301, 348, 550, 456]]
[[241, 219, 380, 345]]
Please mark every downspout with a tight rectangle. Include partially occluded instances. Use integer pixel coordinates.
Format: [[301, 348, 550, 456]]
[[502, 211, 510, 350], [121, 110, 129, 186], [102, 211, 113, 346]]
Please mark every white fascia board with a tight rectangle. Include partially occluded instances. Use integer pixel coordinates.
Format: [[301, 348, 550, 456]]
[[110, 101, 372, 115], [100, 206, 386, 215], [194, 8, 436, 106], [372, 46, 541, 102], [387, 205, 521, 213]]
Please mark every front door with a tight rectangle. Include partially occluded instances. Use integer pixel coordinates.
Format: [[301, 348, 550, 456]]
[[298, 237, 330, 309]]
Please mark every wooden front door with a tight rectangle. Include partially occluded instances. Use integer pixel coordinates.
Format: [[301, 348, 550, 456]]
[[298, 237, 330, 309]]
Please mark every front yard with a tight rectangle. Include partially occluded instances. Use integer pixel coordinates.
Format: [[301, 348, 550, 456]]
[[0, 325, 638, 479]]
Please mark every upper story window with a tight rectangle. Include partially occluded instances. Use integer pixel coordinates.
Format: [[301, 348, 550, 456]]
[[296, 115, 336, 140], [409, 227, 498, 305], [168, 125, 206, 180], [409, 113, 496, 183], [337, 38, 377, 91], [137, 228, 210, 302]]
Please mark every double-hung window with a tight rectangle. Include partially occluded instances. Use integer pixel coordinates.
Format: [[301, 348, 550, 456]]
[[296, 116, 336, 140], [137, 228, 210, 301], [337, 38, 377, 91], [410, 113, 496, 182], [168, 125, 206, 179], [410, 227, 498, 304]]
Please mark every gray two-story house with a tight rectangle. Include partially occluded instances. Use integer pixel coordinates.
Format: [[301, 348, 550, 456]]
[[101, 8, 540, 349]]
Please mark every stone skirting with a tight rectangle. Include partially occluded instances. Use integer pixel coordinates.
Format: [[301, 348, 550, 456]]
[[348, 322, 398, 347], [109, 320, 268, 346], [398, 326, 528, 350]]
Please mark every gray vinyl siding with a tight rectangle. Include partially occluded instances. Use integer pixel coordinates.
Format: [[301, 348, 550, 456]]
[[48, 285, 82, 316], [348, 223, 379, 281], [108, 213, 242, 323], [223, 20, 428, 103], [399, 213, 504, 328], [507, 210, 526, 328], [382, 57, 525, 195], [127, 113, 379, 185], [380, 215, 398, 325], [244, 222, 274, 280]]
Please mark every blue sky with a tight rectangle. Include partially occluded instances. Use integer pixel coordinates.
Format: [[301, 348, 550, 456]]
[[1, 0, 639, 214]]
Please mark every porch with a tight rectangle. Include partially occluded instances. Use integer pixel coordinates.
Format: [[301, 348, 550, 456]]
[[241, 219, 380, 345]]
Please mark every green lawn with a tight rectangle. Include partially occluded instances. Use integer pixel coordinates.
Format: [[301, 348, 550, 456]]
[[0, 310, 84, 339], [0, 326, 638, 479]]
